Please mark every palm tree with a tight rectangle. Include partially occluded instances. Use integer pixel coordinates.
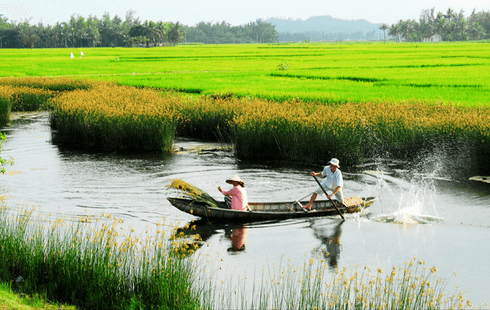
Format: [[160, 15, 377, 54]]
[[469, 22, 485, 40], [86, 17, 101, 47], [379, 23, 389, 43], [388, 23, 400, 42], [156, 21, 167, 45], [435, 12, 446, 39], [167, 22, 185, 46]]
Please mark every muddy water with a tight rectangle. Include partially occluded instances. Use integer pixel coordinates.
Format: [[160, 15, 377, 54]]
[[1, 113, 489, 306]]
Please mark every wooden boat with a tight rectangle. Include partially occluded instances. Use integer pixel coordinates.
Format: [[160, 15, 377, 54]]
[[167, 196, 375, 222]]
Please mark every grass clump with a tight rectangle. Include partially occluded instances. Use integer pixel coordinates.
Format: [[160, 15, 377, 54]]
[[9, 86, 55, 112], [203, 256, 486, 309], [0, 85, 13, 126], [49, 82, 180, 153], [0, 76, 96, 92], [0, 204, 202, 309]]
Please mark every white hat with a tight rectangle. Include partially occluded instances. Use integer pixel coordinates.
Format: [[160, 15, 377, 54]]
[[329, 158, 340, 167], [226, 174, 244, 185]]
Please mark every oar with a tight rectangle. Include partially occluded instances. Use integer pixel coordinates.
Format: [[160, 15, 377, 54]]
[[312, 175, 345, 220]]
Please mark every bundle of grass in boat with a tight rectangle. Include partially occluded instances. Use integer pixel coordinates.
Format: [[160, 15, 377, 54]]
[[167, 179, 221, 208]]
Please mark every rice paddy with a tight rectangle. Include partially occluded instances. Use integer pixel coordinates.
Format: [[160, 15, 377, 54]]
[[1, 42, 490, 106]]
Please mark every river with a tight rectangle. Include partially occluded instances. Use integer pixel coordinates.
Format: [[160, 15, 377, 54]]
[[1, 112, 489, 307]]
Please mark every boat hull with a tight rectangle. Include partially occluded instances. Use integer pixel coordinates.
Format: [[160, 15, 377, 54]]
[[167, 196, 375, 223]]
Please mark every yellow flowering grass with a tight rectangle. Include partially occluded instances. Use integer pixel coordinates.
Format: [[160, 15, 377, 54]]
[[206, 255, 484, 309], [229, 99, 490, 170], [167, 179, 221, 208], [0, 204, 201, 309], [0, 85, 13, 126], [2, 77, 489, 173], [0, 76, 97, 92], [50, 82, 180, 153], [0, 83, 56, 125]]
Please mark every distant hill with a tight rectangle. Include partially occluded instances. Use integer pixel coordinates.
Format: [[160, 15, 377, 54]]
[[263, 16, 384, 41], [264, 16, 382, 33]]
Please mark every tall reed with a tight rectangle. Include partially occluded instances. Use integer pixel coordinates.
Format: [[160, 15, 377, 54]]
[[201, 255, 483, 309], [174, 94, 237, 142], [0, 85, 13, 126], [3, 77, 489, 174], [229, 99, 490, 173], [50, 82, 180, 153], [9, 86, 55, 111], [0, 76, 96, 92], [0, 83, 56, 115], [0, 205, 201, 309]]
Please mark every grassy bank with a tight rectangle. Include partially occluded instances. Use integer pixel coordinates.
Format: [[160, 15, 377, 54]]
[[0, 204, 201, 309], [0, 282, 77, 310]]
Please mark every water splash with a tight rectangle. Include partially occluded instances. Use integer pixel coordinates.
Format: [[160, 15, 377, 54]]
[[374, 204, 444, 226], [362, 163, 445, 226]]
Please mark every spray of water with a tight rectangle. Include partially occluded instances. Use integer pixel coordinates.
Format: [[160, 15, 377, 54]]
[[360, 159, 446, 226]]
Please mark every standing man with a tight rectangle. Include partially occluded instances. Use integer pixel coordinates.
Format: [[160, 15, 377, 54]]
[[304, 158, 344, 210]]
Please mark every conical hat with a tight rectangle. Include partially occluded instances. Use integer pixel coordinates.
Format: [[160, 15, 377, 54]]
[[226, 174, 244, 184]]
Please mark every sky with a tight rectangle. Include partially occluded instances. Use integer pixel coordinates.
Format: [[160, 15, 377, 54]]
[[1, 0, 488, 27]]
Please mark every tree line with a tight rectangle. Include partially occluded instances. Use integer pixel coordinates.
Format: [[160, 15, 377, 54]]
[[184, 19, 277, 44], [0, 10, 278, 48], [380, 8, 490, 42]]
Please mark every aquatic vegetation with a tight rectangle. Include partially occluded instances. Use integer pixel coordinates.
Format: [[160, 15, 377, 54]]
[[229, 99, 490, 171], [203, 255, 484, 309], [0, 204, 202, 309], [0, 81, 57, 115], [9, 86, 55, 111], [0, 76, 97, 92], [0, 85, 13, 126], [2, 76, 488, 173], [49, 82, 180, 153]]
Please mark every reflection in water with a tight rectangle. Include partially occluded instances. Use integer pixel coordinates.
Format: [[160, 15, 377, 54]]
[[310, 220, 343, 270], [225, 225, 248, 252], [174, 220, 248, 254]]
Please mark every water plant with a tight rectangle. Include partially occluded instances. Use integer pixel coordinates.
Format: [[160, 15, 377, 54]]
[[0, 204, 202, 309], [0, 85, 13, 126], [49, 82, 180, 153], [3, 76, 488, 174], [201, 254, 484, 309]]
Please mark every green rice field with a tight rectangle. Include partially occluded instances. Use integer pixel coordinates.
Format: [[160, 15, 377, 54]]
[[1, 42, 490, 106]]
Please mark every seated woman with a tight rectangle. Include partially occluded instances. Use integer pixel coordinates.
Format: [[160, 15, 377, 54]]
[[218, 174, 251, 211]]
